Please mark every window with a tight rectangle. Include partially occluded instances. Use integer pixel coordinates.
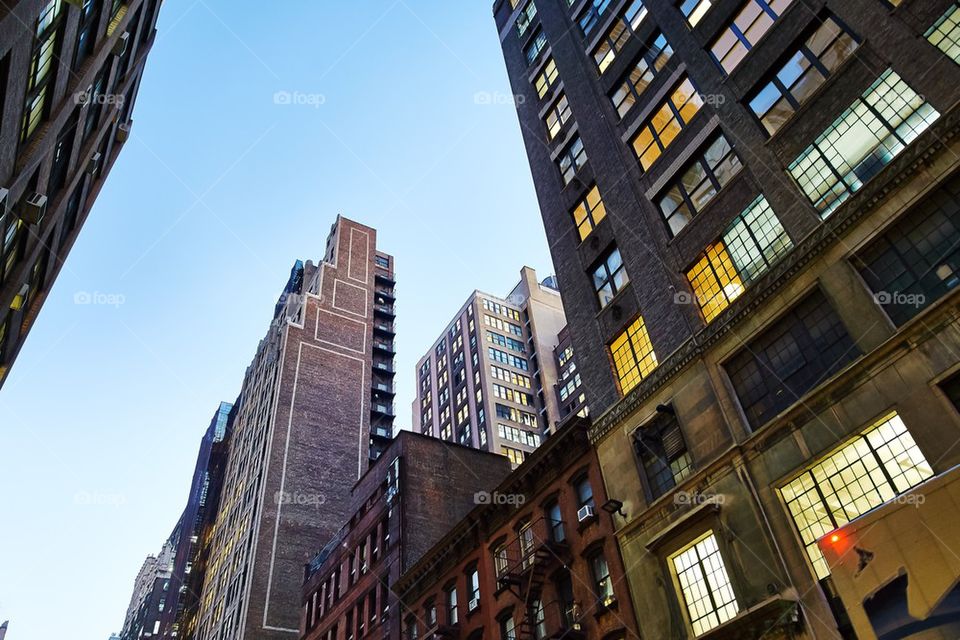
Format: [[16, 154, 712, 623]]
[[633, 409, 693, 499], [610, 32, 673, 119], [631, 77, 703, 171], [21, 0, 64, 143], [748, 16, 858, 135], [780, 412, 933, 579], [591, 1, 648, 73], [572, 185, 606, 241], [73, 0, 101, 69], [546, 501, 565, 542], [927, 3, 960, 65], [467, 567, 480, 609], [710, 0, 794, 74], [500, 615, 517, 640], [854, 177, 960, 325], [686, 196, 792, 321], [517, 2, 537, 38], [405, 616, 418, 640], [575, 476, 595, 510], [658, 134, 743, 235], [82, 69, 107, 143], [489, 347, 529, 370], [446, 585, 459, 625], [578, 0, 612, 36], [678, 0, 712, 26], [504, 446, 526, 467], [557, 136, 587, 185], [425, 600, 437, 627], [670, 532, 740, 636], [789, 69, 939, 217], [534, 58, 559, 99], [375, 255, 390, 268], [524, 30, 547, 65], [725, 289, 860, 428], [544, 93, 573, 140], [590, 553, 614, 600], [591, 247, 630, 308], [610, 316, 658, 395]]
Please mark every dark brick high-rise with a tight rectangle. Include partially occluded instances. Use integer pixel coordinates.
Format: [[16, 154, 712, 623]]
[[194, 216, 397, 640], [497, 1, 960, 639], [0, 0, 159, 388]]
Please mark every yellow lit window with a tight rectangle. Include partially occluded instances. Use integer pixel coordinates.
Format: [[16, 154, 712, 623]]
[[610, 316, 658, 395], [632, 78, 702, 171], [572, 185, 606, 241], [686, 242, 743, 322], [780, 412, 933, 579], [534, 59, 559, 99], [670, 532, 740, 636]]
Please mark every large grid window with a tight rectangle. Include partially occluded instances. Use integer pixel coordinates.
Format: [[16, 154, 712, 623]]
[[592, 247, 630, 307], [748, 17, 859, 136], [517, 2, 538, 38], [659, 135, 743, 235], [633, 409, 693, 499], [558, 136, 587, 185], [525, 30, 548, 65], [534, 58, 559, 99], [788, 69, 939, 217], [610, 316, 658, 395], [926, 3, 960, 65], [572, 185, 606, 240], [545, 93, 573, 140], [687, 196, 792, 321], [710, 0, 794, 75], [21, 0, 64, 143], [854, 177, 960, 325], [610, 32, 673, 119], [579, 0, 613, 36], [725, 289, 860, 428], [592, 0, 648, 73], [781, 413, 933, 579], [670, 532, 740, 636], [679, 0, 712, 27], [631, 77, 703, 170]]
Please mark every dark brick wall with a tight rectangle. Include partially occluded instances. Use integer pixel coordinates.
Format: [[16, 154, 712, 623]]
[[493, 0, 960, 417], [395, 420, 641, 640], [0, 0, 159, 387]]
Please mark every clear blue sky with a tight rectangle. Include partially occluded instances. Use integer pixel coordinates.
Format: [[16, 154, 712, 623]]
[[0, 1, 554, 637]]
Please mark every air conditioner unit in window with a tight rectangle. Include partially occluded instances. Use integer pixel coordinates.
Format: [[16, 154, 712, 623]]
[[117, 120, 133, 143], [20, 193, 47, 225], [112, 32, 129, 56], [577, 505, 595, 523], [87, 152, 103, 177]]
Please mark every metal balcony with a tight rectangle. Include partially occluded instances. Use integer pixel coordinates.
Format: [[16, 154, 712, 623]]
[[372, 381, 395, 395], [374, 303, 395, 318], [495, 517, 571, 598], [373, 340, 395, 355], [373, 321, 396, 336], [373, 361, 396, 376], [375, 287, 395, 302], [375, 272, 395, 285], [370, 424, 393, 440], [371, 402, 395, 417]]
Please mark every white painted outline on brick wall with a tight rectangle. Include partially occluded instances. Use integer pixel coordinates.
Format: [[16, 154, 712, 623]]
[[261, 339, 365, 632], [314, 307, 368, 355], [346, 227, 370, 284], [331, 278, 369, 318]]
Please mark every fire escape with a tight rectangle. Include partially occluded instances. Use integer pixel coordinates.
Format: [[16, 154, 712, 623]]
[[495, 518, 584, 639]]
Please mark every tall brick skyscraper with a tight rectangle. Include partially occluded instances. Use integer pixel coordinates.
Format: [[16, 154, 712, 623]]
[[194, 216, 396, 640], [496, 1, 960, 638], [412, 266, 572, 467], [0, 0, 160, 388]]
